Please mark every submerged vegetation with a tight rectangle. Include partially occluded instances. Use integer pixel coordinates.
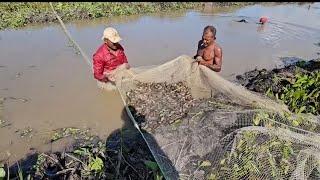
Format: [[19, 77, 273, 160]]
[[0, 2, 257, 30], [50, 127, 93, 143], [0, 98, 4, 128]]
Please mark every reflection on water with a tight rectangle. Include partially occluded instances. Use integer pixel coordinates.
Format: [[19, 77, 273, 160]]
[[1, 2, 320, 163], [257, 24, 266, 33]]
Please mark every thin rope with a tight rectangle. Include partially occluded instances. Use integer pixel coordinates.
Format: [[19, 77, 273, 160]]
[[49, 2, 92, 69]]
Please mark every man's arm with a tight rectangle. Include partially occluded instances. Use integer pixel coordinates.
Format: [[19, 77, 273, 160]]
[[117, 45, 128, 64], [200, 46, 222, 72], [122, 52, 130, 69], [118, 45, 130, 69], [194, 40, 203, 59], [93, 53, 108, 82]]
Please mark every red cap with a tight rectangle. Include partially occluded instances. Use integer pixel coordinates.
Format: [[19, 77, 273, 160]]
[[259, 16, 268, 24]]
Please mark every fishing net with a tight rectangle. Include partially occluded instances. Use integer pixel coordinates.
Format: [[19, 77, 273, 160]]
[[109, 55, 320, 180]]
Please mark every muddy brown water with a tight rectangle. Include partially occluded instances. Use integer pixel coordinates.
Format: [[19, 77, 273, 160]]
[[0, 3, 320, 164]]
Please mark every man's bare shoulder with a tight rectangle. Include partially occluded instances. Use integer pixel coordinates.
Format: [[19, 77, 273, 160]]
[[214, 44, 222, 58], [214, 43, 222, 54], [214, 43, 222, 50]]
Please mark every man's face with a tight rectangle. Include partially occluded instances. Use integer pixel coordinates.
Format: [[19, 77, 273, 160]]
[[104, 39, 118, 50], [202, 31, 214, 47]]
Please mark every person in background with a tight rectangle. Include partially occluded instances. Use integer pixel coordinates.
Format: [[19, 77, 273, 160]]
[[259, 16, 268, 25], [92, 27, 130, 89], [236, 19, 248, 23], [194, 25, 223, 72], [236, 16, 268, 24]]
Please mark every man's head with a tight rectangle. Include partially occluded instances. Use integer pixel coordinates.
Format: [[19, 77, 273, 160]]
[[102, 27, 122, 50], [202, 25, 216, 47], [259, 16, 268, 24]]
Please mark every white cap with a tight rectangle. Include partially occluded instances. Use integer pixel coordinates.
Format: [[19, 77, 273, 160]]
[[101, 27, 122, 43]]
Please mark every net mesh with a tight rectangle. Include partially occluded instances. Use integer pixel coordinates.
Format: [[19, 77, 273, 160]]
[[109, 55, 320, 180]]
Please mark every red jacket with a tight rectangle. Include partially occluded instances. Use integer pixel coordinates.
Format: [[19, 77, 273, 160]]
[[92, 44, 128, 81]]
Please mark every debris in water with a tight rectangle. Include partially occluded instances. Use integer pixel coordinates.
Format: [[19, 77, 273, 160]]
[[66, 41, 81, 55], [50, 127, 93, 143], [67, 42, 73, 47], [0, 120, 11, 128], [4, 97, 29, 103], [16, 127, 33, 138], [15, 72, 23, 78], [28, 65, 37, 68], [0, 98, 10, 128]]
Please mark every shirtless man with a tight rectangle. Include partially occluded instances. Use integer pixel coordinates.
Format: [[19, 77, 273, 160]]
[[194, 25, 223, 72]]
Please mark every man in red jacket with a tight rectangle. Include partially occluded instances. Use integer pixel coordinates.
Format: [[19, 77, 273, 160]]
[[92, 27, 130, 89]]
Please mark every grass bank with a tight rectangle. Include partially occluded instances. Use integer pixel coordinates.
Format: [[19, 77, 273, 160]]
[[0, 2, 255, 30]]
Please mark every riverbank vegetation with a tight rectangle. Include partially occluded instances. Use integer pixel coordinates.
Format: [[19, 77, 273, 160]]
[[0, 2, 256, 30], [236, 58, 320, 115]]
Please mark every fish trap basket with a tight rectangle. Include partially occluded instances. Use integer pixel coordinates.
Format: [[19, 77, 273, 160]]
[[111, 55, 320, 180]]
